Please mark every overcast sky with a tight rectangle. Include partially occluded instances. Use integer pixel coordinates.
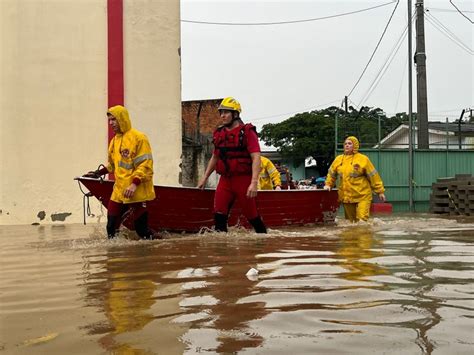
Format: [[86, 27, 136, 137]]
[[180, 0, 473, 130]]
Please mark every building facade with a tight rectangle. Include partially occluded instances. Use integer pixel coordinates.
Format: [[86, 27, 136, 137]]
[[0, 0, 181, 225]]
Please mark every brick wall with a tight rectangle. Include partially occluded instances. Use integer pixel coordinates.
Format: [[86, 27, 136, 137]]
[[182, 99, 222, 140], [181, 99, 222, 187]]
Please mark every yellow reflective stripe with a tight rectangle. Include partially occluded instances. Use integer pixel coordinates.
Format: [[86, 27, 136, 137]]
[[118, 161, 133, 170], [349, 172, 361, 178], [133, 153, 153, 165], [367, 169, 378, 177], [267, 167, 276, 174], [329, 169, 337, 178]]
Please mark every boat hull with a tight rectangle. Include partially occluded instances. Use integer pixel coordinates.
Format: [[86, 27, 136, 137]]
[[77, 177, 339, 232]]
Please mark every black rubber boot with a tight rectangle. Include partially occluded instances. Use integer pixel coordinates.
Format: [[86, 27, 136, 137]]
[[249, 216, 267, 234], [134, 212, 157, 240], [214, 213, 228, 232], [106, 215, 119, 239]]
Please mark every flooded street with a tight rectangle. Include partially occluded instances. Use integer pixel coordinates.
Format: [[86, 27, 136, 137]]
[[1, 216, 473, 354]]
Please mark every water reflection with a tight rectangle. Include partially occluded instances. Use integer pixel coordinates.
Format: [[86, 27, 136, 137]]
[[83, 246, 155, 352], [337, 225, 387, 281], [1, 218, 473, 354], [176, 237, 270, 353]]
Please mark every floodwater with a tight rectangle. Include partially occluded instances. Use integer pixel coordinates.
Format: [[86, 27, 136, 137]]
[[1, 216, 473, 354]]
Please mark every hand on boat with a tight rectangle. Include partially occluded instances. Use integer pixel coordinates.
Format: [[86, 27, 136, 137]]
[[123, 183, 137, 198], [378, 193, 386, 202], [197, 177, 207, 189], [83, 171, 100, 178], [247, 181, 258, 198], [275, 185, 282, 191], [323, 185, 331, 191]]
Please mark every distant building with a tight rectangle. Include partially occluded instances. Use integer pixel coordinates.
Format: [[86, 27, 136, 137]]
[[376, 122, 474, 149], [181, 99, 222, 187], [181, 101, 308, 187]]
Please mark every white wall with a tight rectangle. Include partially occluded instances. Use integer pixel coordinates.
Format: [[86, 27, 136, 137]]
[[0, 0, 181, 225], [124, 0, 182, 186]]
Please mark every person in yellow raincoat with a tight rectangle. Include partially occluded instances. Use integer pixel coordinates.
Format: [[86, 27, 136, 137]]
[[324, 136, 386, 222], [258, 156, 282, 190], [84, 105, 157, 239]]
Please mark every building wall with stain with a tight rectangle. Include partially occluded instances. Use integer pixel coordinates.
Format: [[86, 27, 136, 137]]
[[181, 100, 222, 187], [0, 0, 181, 225]]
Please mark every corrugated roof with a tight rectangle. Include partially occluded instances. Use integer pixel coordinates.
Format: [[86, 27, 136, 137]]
[[428, 122, 474, 133]]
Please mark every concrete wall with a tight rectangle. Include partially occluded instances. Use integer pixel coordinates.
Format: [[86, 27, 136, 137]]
[[0, 0, 181, 225]]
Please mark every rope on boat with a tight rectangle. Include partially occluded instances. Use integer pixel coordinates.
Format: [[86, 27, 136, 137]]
[[77, 180, 93, 225], [77, 164, 107, 225]]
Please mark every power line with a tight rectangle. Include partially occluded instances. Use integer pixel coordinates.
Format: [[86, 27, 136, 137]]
[[252, 100, 340, 123], [358, 22, 407, 107], [425, 12, 473, 54], [182, 1, 396, 26], [431, 108, 470, 113], [346, 0, 400, 97], [449, 0, 474, 24], [427, 7, 474, 14], [426, 11, 473, 51], [393, 51, 408, 113]]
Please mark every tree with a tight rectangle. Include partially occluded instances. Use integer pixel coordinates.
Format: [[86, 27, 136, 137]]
[[260, 106, 409, 176]]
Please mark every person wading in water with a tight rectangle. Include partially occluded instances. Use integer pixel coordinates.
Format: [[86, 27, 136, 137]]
[[324, 136, 386, 222], [84, 105, 158, 239], [197, 97, 267, 233]]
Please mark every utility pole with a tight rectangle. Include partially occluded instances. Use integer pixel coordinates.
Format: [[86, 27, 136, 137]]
[[415, 0, 429, 149], [408, 0, 414, 212]]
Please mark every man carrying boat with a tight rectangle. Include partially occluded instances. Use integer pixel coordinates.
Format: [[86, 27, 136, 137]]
[[84, 105, 157, 239], [197, 97, 267, 233], [259, 156, 282, 190]]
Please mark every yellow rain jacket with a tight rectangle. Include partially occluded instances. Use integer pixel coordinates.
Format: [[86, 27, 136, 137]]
[[325, 152, 384, 204], [107, 105, 155, 204], [258, 156, 281, 190]]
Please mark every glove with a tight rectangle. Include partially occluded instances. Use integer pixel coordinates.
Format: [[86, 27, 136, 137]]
[[83, 170, 100, 178], [83, 167, 108, 178]]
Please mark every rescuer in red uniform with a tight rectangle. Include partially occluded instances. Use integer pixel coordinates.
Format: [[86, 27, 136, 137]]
[[197, 97, 267, 233]]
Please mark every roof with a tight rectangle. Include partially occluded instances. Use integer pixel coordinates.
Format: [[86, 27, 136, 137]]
[[379, 122, 474, 145], [428, 122, 474, 133]]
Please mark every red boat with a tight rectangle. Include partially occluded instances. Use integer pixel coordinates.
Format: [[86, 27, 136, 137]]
[[76, 177, 339, 233]]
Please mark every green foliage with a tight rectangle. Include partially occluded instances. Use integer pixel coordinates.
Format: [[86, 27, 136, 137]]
[[260, 106, 409, 175]]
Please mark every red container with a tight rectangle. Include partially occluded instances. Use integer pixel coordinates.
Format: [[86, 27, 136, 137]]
[[370, 203, 393, 214]]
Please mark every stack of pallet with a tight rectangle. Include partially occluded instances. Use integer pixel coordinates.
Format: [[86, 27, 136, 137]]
[[430, 174, 474, 216]]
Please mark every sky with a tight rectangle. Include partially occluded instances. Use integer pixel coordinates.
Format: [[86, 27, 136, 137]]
[[180, 0, 473, 131]]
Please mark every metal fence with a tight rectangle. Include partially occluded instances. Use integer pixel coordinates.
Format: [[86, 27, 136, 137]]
[[338, 149, 474, 212]]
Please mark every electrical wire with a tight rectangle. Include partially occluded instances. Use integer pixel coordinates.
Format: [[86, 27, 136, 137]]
[[346, 0, 400, 98], [425, 12, 473, 54], [426, 11, 471, 48], [427, 7, 474, 14], [182, 1, 396, 26], [393, 52, 408, 113], [357, 19, 410, 107], [449, 0, 474, 24], [252, 100, 340, 123]]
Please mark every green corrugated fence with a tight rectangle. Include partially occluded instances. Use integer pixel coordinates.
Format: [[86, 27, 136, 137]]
[[336, 149, 474, 212]]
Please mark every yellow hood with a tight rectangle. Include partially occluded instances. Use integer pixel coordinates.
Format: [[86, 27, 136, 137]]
[[346, 136, 360, 153], [108, 105, 132, 133]]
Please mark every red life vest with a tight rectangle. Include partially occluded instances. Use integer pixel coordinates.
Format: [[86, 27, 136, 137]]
[[213, 123, 256, 176]]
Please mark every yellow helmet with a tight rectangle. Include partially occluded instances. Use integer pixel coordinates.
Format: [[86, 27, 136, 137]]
[[218, 97, 242, 113]]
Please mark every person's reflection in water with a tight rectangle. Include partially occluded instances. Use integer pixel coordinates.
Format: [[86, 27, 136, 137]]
[[83, 244, 157, 353], [198, 237, 269, 353], [337, 225, 387, 281]]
